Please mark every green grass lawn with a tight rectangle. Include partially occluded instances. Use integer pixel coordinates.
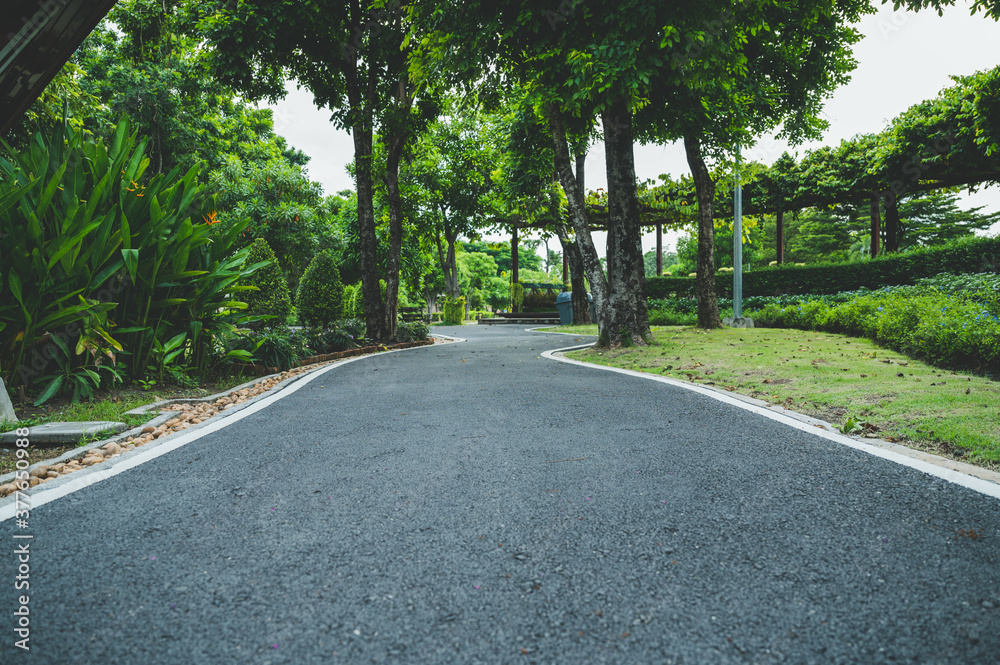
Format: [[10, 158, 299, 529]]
[[551, 324, 1000, 469]]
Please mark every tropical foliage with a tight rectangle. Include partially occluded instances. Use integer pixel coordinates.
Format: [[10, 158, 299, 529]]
[[0, 118, 259, 402]]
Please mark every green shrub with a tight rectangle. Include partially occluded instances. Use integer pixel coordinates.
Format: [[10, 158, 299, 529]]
[[351, 282, 366, 319], [243, 239, 293, 328], [648, 309, 697, 326], [395, 321, 430, 342], [746, 283, 1000, 373], [646, 235, 1000, 300], [443, 297, 466, 325], [511, 282, 525, 312], [225, 326, 306, 371], [345, 280, 387, 320], [341, 284, 357, 319], [297, 251, 344, 328], [303, 325, 357, 355], [339, 318, 366, 343]]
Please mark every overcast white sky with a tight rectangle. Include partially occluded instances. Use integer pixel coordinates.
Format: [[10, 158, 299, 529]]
[[264, 2, 1000, 258]]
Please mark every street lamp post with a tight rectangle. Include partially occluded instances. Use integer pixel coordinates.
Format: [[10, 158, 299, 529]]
[[734, 144, 743, 319], [725, 143, 753, 328]]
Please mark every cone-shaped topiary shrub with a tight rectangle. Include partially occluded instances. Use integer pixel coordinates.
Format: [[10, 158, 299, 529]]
[[243, 238, 293, 328], [341, 284, 357, 319], [296, 251, 344, 328]]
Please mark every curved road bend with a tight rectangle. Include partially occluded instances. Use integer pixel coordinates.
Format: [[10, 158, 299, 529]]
[[2, 325, 999, 664]]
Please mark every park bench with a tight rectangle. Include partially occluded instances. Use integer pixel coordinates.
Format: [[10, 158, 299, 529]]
[[399, 306, 427, 322]]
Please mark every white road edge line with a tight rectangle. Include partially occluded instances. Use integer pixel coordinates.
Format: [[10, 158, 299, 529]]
[[542, 343, 1000, 501], [0, 344, 442, 522]]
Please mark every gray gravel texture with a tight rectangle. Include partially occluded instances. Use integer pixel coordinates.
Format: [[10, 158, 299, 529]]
[[3, 325, 999, 664]]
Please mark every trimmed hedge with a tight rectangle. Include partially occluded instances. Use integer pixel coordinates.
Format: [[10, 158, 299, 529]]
[[647, 235, 1000, 299], [511, 282, 525, 312], [443, 297, 466, 325], [243, 239, 293, 328], [296, 251, 344, 328]]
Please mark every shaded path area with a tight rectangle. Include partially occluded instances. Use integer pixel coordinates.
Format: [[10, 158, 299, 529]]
[[2, 326, 999, 664]]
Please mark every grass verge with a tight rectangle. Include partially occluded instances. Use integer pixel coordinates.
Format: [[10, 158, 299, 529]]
[[552, 324, 1000, 470]]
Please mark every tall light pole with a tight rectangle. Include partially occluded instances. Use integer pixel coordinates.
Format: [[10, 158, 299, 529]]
[[733, 144, 743, 319]]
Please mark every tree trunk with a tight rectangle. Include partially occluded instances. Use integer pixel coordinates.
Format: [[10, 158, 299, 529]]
[[351, 123, 387, 340], [434, 231, 460, 298], [601, 96, 651, 345], [383, 133, 404, 341], [574, 148, 587, 200], [869, 192, 881, 257], [776, 209, 785, 264], [344, 7, 386, 341], [556, 225, 591, 324], [884, 190, 901, 252], [547, 104, 609, 342], [683, 133, 721, 329], [566, 149, 590, 324], [446, 234, 460, 298], [380, 57, 414, 341]]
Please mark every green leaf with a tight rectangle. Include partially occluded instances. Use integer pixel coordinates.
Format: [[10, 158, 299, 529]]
[[122, 248, 139, 284], [162, 332, 187, 353], [34, 376, 64, 406]]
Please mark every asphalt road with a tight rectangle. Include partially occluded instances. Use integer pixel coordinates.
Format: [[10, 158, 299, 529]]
[[2, 325, 999, 664]]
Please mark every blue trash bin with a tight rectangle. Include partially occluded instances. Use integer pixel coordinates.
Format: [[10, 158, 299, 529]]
[[555, 291, 573, 325]]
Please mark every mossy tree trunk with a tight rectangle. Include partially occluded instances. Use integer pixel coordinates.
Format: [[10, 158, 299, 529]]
[[601, 96, 651, 345], [548, 104, 609, 341], [684, 132, 722, 329]]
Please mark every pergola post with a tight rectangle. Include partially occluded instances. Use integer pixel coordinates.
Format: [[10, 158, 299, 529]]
[[655, 223, 663, 275], [511, 224, 519, 284], [870, 191, 882, 257], [776, 208, 785, 264]]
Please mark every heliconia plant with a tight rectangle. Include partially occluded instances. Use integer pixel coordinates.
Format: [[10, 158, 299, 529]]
[[0, 116, 264, 402]]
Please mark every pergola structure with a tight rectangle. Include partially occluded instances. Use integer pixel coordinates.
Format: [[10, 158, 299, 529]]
[[0, 0, 118, 134], [500, 204, 689, 284]]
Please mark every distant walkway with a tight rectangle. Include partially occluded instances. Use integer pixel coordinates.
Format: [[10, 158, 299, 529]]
[[2, 325, 998, 664]]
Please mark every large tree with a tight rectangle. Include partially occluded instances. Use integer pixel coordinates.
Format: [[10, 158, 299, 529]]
[[410, 0, 656, 346], [405, 112, 502, 298], [634, 0, 869, 327], [193, 0, 424, 340]]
